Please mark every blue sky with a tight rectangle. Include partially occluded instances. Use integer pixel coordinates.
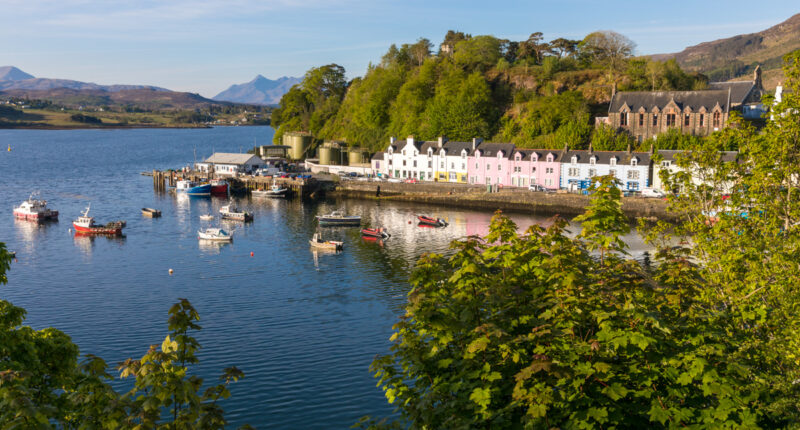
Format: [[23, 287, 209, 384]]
[[2, 0, 798, 97]]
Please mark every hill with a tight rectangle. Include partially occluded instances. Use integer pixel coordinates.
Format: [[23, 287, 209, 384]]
[[651, 13, 800, 85], [213, 75, 301, 105], [0, 66, 34, 81], [0, 87, 231, 110]]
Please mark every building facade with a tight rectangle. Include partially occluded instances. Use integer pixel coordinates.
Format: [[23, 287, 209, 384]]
[[195, 153, 263, 176]]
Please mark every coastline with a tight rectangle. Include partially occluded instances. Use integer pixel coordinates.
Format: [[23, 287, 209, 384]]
[[329, 181, 675, 221]]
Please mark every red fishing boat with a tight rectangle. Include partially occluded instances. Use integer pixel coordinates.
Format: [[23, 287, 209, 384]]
[[417, 215, 448, 227], [72, 206, 125, 235], [361, 227, 390, 239], [13, 193, 58, 221], [210, 179, 229, 195]]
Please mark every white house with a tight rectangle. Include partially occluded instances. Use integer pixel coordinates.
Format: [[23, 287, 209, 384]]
[[560, 147, 651, 191], [195, 153, 263, 176], [652, 150, 739, 193]]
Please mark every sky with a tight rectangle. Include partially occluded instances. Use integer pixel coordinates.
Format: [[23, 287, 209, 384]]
[[2, 0, 799, 98]]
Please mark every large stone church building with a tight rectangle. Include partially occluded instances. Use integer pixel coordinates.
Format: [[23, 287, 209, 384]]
[[604, 67, 766, 141]]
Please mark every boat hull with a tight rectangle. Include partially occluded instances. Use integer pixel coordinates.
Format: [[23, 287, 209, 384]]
[[318, 217, 361, 226], [220, 213, 253, 222], [309, 240, 343, 250], [417, 216, 447, 227], [211, 183, 229, 195], [361, 228, 389, 239], [13, 210, 58, 221], [180, 184, 212, 196], [72, 222, 123, 235]]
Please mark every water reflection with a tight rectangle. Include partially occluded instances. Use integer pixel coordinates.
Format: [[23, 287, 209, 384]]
[[72, 232, 126, 256], [198, 238, 232, 254], [14, 218, 57, 246]]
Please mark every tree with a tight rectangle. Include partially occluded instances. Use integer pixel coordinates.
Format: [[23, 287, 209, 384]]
[[549, 37, 579, 59], [452, 35, 503, 72], [579, 31, 636, 94], [408, 38, 432, 67]]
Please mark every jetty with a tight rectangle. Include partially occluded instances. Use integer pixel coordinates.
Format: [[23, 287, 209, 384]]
[[149, 170, 335, 198]]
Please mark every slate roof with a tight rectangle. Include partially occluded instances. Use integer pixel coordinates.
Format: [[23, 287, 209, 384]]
[[513, 149, 562, 161], [609, 90, 731, 113], [562, 150, 651, 165], [371, 151, 386, 161], [203, 153, 262, 165], [657, 149, 738, 163], [442, 140, 476, 156], [708, 81, 755, 105], [474, 142, 515, 157]]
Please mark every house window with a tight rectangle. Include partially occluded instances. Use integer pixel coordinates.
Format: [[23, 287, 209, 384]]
[[449, 172, 456, 181], [666, 113, 676, 127], [652, 114, 658, 126], [588, 169, 597, 177], [461, 163, 465, 170], [498, 164, 501, 171], [486, 164, 490, 170], [428, 160, 432, 168], [638, 113, 644, 126], [627, 170, 639, 179], [451, 163, 454, 169], [684, 114, 690, 126], [388, 159, 392, 165], [620, 112, 628, 126], [590, 157, 596, 166], [568, 168, 579, 176], [475, 163, 478, 169], [571, 156, 577, 165], [631, 159, 638, 166], [440, 162, 444, 169], [531, 167, 537, 173], [713, 112, 721, 128], [413, 160, 417, 167], [462, 153, 466, 159], [547, 157, 553, 162], [610, 158, 616, 166], [545, 168, 554, 174], [661, 161, 671, 167], [545, 178, 553, 186], [609, 169, 616, 176], [402, 160, 406, 166], [699, 114, 705, 127]]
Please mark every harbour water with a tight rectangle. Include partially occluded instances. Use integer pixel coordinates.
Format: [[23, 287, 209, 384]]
[[0, 127, 650, 428]]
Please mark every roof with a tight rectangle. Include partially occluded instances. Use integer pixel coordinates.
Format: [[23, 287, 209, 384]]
[[657, 149, 738, 163], [609, 90, 730, 113], [514, 149, 562, 161], [442, 140, 476, 155], [203, 153, 262, 165], [708, 81, 755, 105], [563, 150, 651, 165], [371, 151, 386, 161], [475, 142, 515, 157]]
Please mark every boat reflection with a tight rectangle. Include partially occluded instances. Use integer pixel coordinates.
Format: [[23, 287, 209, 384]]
[[72, 232, 126, 256], [312, 248, 341, 269], [198, 238, 232, 254]]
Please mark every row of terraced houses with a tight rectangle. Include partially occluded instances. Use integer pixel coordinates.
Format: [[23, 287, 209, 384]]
[[370, 136, 737, 191]]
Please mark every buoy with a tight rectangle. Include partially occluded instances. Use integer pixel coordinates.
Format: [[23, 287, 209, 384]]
[[250, 251, 254, 257], [68, 228, 71, 233], [408, 220, 411, 224], [169, 269, 174, 275]]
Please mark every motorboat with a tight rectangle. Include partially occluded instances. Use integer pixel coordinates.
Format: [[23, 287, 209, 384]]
[[13, 193, 58, 221], [316, 210, 361, 226], [417, 215, 448, 227], [210, 179, 229, 196], [176, 180, 211, 196], [361, 227, 390, 239], [141, 208, 161, 218], [198, 227, 232, 241], [220, 202, 253, 221], [72, 206, 124, 235], [253, 183, 289, 198], [199, 214, 215, 221], [309, 233, 343, 251]]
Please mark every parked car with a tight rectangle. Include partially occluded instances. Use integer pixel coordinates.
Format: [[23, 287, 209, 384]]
[[528, 184, 545, 192], [641, 188, 665, 198], [404, 178, 419, 184], [387, 178, 402, 183]]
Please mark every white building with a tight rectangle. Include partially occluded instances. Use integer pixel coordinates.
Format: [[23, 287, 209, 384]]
[[195, 153, 263, 176], [560, 148, 651, 191]]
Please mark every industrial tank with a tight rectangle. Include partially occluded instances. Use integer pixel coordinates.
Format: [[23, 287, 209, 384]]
[[347, 148, 368, 165], [283, 132, 312, 160], [318, 144, 341, 166]]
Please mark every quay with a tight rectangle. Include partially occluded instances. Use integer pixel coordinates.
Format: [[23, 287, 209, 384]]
[[149, 170, 336, 198], [330, 180, 674, 221]]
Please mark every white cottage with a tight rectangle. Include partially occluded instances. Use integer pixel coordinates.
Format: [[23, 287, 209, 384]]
[[196, 153, 263, 176]]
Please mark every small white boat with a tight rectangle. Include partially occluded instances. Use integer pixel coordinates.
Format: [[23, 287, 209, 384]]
[[309, 233, 343, 251], [253, 183, 290, 198], [198, 228, 232, 241], [141, 208, 161, 218], [316, 210, 361, 226], [199, 214, 215, 221], [220, 202, 253, 221]]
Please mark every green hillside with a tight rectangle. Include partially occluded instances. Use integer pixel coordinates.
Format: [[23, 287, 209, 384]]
[[271, 31, 708, 153]]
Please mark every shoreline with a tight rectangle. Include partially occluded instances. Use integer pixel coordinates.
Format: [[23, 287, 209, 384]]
[[329, 181, 676, 221]]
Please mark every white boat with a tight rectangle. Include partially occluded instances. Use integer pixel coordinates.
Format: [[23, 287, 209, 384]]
[[252, 183, 289, 198], [220, 201, 253, 221], [198, 228, 232, 241], [13, 193, 59, 221], [316, 210, 361, 226], [199, 214, 215, 221], [309, 233, 343, 251]]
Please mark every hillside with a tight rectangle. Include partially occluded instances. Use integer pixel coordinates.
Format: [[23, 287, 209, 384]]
[[651, 13, 800, 85], [0, 66, 34, 81], [0, 87, 231, 110], [213, 75, 301, 105]]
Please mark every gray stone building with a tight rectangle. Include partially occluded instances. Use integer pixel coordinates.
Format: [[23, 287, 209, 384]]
[[605, 67, 766, 141]]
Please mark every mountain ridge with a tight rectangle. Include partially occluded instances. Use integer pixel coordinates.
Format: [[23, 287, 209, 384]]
[[213, 75, 301, 105]]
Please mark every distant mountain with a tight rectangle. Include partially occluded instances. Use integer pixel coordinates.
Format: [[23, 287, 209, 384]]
[[0, 87, 231, 110], [651, 13, 800, 86], [213, 75, 301, 105], [0, 66, 34, 81]]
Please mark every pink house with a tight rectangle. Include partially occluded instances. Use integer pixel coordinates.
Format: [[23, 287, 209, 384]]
[[468, 142, 515, 186], [510, 149, 562, 189]]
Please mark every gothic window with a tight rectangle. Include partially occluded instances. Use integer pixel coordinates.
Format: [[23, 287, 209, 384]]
[[652, 114, 658, 126], [639, 113, 644, 126], [713, 112, 721, 127], [699, 114, 705, 127], [620, 111, 628, 126], [666, 113, 676, 127], [684, 114, 691, 126]]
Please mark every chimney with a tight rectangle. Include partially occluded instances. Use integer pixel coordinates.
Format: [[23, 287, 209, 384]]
[[389, 136, 396, 144], [754, 65, 762, 89], [588, 142, 593, 153], [472, 137, 482, 150], [563, 142, 568, 152], [438, 136, 448, 148], [407, 135, 414, 146], [626, 142, 632, 155]]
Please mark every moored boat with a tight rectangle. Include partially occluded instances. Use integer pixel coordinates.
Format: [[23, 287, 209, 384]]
[[361, 227, 390, 239], [176, 180, 212, 196], [210, 179, 229, 196], [220, 202, 253, 221], [13, 193, 59, 221], [309, 233, 343, 251], [72, 206, 124, 235], [417, 215, 448, 227], [199, 214, 215, 221], [198, 227, 232, 241], [141, 208, 161, 218], [317, 210, 361, 226], [252, 183, 289, 198]]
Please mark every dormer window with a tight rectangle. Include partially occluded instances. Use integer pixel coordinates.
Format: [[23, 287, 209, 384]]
[[571, 156, 577, 165], [546, 156, 553, 162], [631, 158, 638, 166], [610, 158, 616, 166], [403, 150, 406, 156], [590, 157, 596, 166], [462, 152, 466, 159]]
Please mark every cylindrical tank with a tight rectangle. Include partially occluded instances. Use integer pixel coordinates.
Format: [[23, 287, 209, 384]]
[[283, 132, 312, 160], [318, 145, 341, 165], [348, 148, 367, 165]]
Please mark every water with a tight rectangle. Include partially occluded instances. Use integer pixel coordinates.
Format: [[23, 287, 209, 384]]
[[0, 127, 651, 428]]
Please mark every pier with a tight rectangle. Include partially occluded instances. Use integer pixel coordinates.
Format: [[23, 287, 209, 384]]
[[149, 170, 335, 198]]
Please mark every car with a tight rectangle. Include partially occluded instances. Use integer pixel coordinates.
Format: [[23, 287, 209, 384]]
[[348, 172, 358, 177], [528, 184, 545, 192], [404, 178, 419, 184], [387, 178, 402, 183], [640, 188, 665, 198]]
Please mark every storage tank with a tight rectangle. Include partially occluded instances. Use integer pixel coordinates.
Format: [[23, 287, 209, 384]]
[[283, 132, 312, 160], [318, 144, 341, 166], [347, 147, 367, 165]]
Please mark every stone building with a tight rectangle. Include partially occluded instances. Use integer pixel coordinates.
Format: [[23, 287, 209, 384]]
[[606, 67, 766, 140]]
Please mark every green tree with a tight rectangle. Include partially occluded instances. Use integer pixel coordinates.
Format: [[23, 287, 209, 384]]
[[453, 36, 503, 72]]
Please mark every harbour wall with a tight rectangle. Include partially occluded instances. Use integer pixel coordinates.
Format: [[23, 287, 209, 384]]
[[329, 181, 675, 221]]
